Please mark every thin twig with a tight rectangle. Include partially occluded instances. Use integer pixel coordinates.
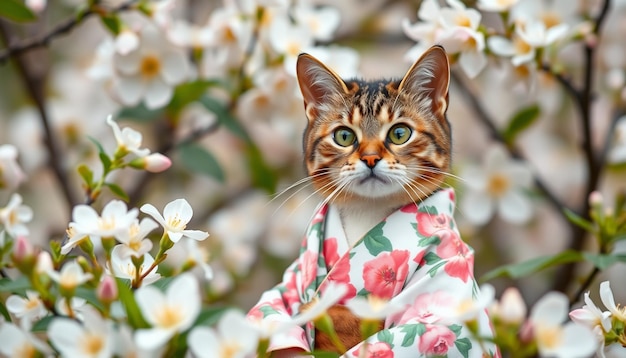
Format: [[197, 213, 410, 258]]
[[0, 1, 138, 63], [550, 0, 612, 294], [0, 20, 79, 210]]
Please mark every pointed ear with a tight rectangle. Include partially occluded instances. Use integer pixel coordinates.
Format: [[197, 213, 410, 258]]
[[398, 45, 450, 117], [296, 53, 349, 116]]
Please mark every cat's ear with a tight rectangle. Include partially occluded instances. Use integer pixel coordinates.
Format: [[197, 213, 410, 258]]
[[398, 45, 450, 117], [296, 53, 349, 117]]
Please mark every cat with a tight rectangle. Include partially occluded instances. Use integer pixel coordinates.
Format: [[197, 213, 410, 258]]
[[248, 45, 494, 358], [294, 45, 451, 354]]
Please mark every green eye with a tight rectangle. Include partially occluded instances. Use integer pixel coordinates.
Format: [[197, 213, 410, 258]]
[[333, 127, 357, 147], [388, 124, 412, 145]]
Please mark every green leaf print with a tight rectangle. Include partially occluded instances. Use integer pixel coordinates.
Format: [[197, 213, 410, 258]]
[[454, 337, 472, 358], [423, 252, 441, 265], [449, 324, 462, 337], [259, 305, 279, 317], [419, 205, 439, 215], [363, 222, 392, 256], [377, 330, 395, 347], [419, 235, 441, 247], [400, 323, 427, 347], [428, 261, 447, 277]]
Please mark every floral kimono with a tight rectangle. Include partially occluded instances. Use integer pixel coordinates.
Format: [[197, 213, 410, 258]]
[[248, 188, 498, 357]]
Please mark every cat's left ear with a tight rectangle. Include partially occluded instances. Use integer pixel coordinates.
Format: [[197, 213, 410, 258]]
[[398, 45, 450, 117], [296, 53, 350, 120]]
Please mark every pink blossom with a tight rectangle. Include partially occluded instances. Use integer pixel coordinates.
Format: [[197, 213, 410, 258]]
[[363, 250, 410, 299], [418, 324, 456, 355]]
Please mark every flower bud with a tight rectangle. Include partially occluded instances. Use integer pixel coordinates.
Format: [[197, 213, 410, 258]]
[[589, 191, 603, 207], [35, 251, 53, 274], [97, 275, 118, 304], [497, 287, 527, 324], [129, 153, 172, 173], [13, 235, 33, 259]]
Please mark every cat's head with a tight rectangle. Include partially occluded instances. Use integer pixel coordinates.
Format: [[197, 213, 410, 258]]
[[296, 46, 451, 207]]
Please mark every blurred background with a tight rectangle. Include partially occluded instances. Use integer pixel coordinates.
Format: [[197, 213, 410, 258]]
[[1, 0, 625, 310]]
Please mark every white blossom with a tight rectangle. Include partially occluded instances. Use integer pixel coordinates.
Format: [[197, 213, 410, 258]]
[[134, 273, 201, 350]]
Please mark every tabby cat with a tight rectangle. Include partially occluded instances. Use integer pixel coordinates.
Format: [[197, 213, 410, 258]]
[[295, 45, 451, 354]]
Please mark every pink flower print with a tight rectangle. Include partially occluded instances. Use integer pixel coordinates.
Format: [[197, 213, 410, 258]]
[[363, 250, 410, 299], [325, 256, 356, 303], [248, 297, 284, 319], [283, 271, 301, 314], [352, 342, 394, 358], [312, 205, 328, 225], [416, 211, 453, 238], [395, 291, 455, 325], [446, 188, 455, 202], [300, 250, 318, 290], [323, 237, 340, 269], [436, 233, 474, 282], [400, 204, 418, 214], [418, 324, 456, 356]]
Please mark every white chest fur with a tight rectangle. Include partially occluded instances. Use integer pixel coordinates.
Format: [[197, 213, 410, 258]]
[[338, 203, 399, 246]]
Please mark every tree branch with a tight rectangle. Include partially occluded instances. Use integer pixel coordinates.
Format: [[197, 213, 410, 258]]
[[0, 20, 80, 211], [450, 70, 568, 218], [0, 0, 138, 63], [550, 0, 612, 294]]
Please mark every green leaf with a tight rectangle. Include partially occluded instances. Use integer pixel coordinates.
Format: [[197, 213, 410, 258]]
[[194, 306, 230, 326], [583, 253, 626, 270], [31, 315, 54, 332], [151, 276, 177, 292], [99, 14, 122, 35], [75, 287, 104, 311], [502, 104, 540, 144], [115, 278, 150, 329], [363, 223, 392, 256], [480, 250, 583, 282], [455, 337, 472, 358], [77, 164, 94, 186], [199, 95, 251, 142], [564, 208, 594, 232], [167, 80, 220, 115], [0, 276, 30, 293], [0, 0, 36, 22], [99, 152, 112, 173], [104, 182, 129, 202], [245, 144, 277, 193], [178, 142, 225, 182], [0, 301, 10, 321], [116, 103, 163, 123], [88, 136, 112, 172]]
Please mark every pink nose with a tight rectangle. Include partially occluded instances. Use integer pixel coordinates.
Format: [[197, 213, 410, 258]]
[[361, 154, 381, 168]]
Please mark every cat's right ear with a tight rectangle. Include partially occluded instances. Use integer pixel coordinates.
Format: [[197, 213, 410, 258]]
[[296, 53, 349, 119], [398, 45, 450, 118]]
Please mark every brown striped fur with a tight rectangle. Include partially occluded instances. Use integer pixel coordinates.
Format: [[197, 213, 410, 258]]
[[295, 46, 451, 354]]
